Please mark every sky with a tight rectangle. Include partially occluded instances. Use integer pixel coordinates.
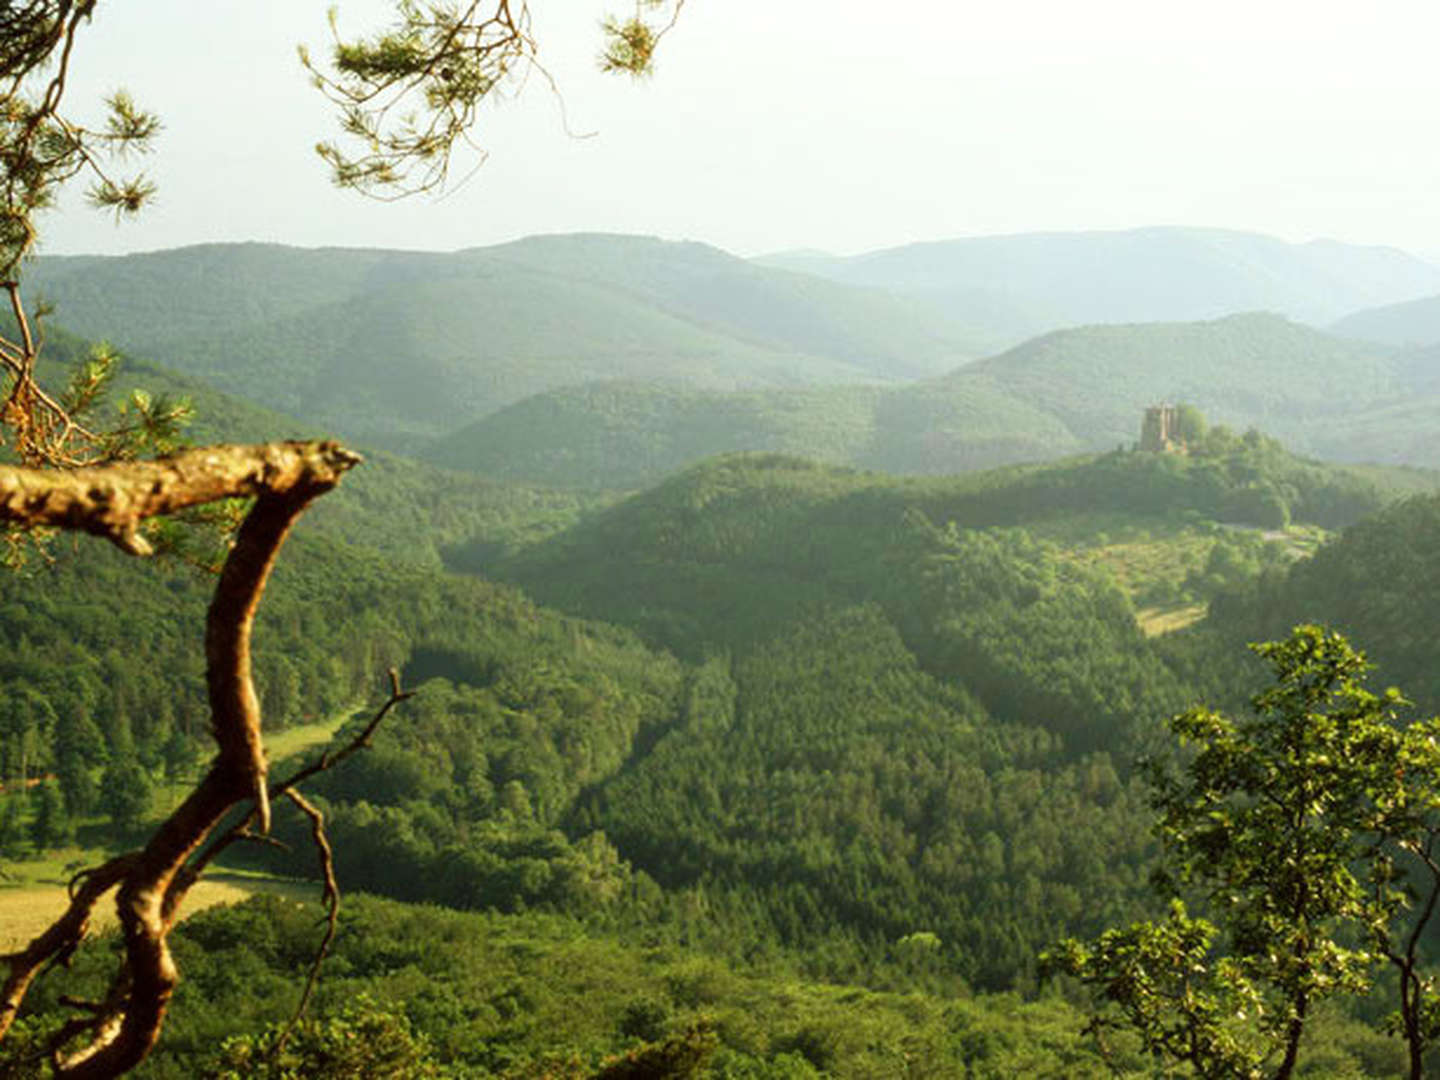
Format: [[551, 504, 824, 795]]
[[38, 0, 1440, 259]]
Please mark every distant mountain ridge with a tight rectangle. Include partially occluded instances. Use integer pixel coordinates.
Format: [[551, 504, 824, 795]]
[[758, 227, 1440, 344], [28, 228, 1440, 485]]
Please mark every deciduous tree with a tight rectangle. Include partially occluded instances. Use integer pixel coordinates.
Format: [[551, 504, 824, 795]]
[[1048, 625, 1440, 1080]]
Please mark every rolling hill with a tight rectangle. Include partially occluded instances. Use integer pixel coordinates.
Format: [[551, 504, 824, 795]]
[[483, 443, 1433, 654], [25, 235, 987, 447], [1331, 292, 1440, 347], [426, 313, 1440, 487], [953, 312, 1401, 450], [29, 231, 1440, 487], [424, 376, 1082, 489]]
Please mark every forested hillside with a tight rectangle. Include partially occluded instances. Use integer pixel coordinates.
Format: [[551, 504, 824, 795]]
[[6, 333, 1440, 1075], [426, 313, 1440, 488], [1170, 492, 1440, 714], [5, 460, 1437, 1072], [1332, 291, 1440, 346], [485, 436, 1435, 644], [25, 236, 983, 448], [955, 313, 1399, 450]]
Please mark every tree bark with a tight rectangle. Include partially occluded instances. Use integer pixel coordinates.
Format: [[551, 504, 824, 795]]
[[0, 439, 360, 1076], [0, 440, 361, 554]]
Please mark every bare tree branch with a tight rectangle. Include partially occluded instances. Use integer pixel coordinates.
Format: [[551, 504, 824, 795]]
[[0, 440, 361, 554], [0, 438, 363, 1077], [271, 789, 336, 1059]]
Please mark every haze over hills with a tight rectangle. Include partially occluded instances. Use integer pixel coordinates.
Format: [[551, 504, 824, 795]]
[[25, 228, 1440, 491], [952, 312, 1404, 452], [426, 313, 1440, 488], [759, 227, 1440, 343], [423, 374, 1083, 489], [1331, 292, 1440, 347], [26, 235, 985, 447]]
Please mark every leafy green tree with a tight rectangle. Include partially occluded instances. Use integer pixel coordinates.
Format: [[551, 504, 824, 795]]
[[98, 753, 152, 832], [52, 708, 108, 817], [1175, 402, 1208, 444], [0, 792, 30, 859], [1049, 626, 1440, 1079], [29, 782, 71, 850]]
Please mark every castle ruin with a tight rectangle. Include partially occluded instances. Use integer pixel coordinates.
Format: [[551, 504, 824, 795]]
[[1140, 403, 1181, 453]]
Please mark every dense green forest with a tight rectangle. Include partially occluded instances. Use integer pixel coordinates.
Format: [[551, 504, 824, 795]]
[[1169, 492, 1440, 714], [6, 892, 1418, 1078], [8, 318, 1440, 1075]]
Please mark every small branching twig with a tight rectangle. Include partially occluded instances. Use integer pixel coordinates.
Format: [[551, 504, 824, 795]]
[[178, 668, 414, 892], [278, 668, 415, 790], [272, 789, 335, 1059]]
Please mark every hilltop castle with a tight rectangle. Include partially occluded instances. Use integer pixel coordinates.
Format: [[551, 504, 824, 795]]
[[1140, 403, 1182, 452]]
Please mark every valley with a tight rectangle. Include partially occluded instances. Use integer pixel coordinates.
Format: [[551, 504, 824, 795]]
[[7, 231, 1440, 1076]]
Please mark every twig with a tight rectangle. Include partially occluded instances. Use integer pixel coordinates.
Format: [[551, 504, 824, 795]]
[[175, 669, 414, 899], [274, 668, 415, 791], [271, 789, 337, 1059]]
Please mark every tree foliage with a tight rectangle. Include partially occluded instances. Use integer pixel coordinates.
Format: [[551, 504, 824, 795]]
[[305, 0, 684, 197], [1050, 626, 1440, 1080]]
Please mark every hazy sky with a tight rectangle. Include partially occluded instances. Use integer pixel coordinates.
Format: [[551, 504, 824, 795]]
[[39, 0, 1440, 258]]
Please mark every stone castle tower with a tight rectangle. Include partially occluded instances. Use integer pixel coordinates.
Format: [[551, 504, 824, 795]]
[[1140, 403, 1180, 452]]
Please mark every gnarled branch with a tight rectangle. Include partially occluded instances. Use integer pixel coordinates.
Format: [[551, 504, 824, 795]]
[[0, 852, 138, 1043], [0, 440, 361, 554], [0, 438, 364, 1078]]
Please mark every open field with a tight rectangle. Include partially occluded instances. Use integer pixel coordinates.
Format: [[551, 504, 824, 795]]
[[0, 709, 355, 951], [0, 871, 315, 952], [1137, 603, 1209, 637], [147, 706, 359, 819], [264, 706, 361, 764]]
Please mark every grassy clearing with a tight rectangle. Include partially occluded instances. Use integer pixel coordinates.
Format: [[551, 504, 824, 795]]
[[264, 706, 360, 764], [0, 872, 314, 952], [0, 706, 360, 949], [1075, 532, 1214, 598], [1137, 603, 1208, 637], [0, 843, 110, 890], [1056, 520, 1324, 620], [147, 704, 360, 819]]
